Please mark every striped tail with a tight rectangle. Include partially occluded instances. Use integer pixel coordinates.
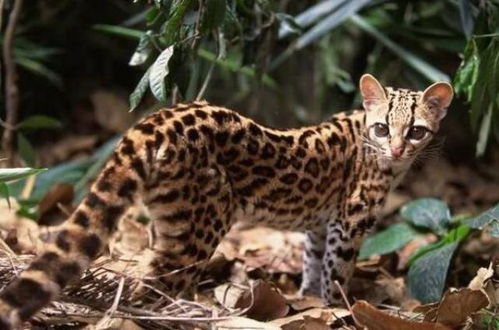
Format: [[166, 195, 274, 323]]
[[0, 134, 146, 329]]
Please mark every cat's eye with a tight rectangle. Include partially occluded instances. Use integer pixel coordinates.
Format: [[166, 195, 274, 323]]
[[373, 123, 389, 137], [407, 126, 427, 140]]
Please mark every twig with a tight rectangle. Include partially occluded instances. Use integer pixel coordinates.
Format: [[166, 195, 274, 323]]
[[1, 0, 23, 166], [0, 0, 6, 89], [196, 30, 224, 101], [334, 280, 363, 328], [94, 276, 125, 329], [0, 0, 5, 29]]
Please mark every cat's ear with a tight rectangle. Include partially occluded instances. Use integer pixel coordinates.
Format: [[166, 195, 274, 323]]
[[422, 82, 453, 120], [360, 74, 387, 110]]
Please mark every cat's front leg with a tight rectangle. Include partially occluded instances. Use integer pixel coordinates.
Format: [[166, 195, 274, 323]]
[[320, 221, 357, 304], [299, 229, 326, 297], [321, 202, 377, 305]]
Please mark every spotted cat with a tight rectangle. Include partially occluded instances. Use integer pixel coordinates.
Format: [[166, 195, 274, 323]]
[[0, 74, 453, 329]]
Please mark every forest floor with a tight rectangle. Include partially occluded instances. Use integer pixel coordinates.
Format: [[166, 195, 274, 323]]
[[0, 124, 498, 329]]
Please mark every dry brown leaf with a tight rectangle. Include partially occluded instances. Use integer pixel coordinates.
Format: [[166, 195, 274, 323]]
[[352, 300, 452, 330], [413, 302, 439, 322], [214, 283, 246, 309], [288, 295, 325, 311], [218, 226, 303, 273], [38, 183, 74, 226], [468, 266, 494, 290], [271, 307, 349, 329], [234, 280, 289, 321], [436, 288, 489, 327], [281, 314, 329, 330], [216, 316, 280, 329]]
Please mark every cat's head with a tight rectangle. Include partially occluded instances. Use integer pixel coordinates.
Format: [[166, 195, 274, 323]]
[[359, 74, 453, 164]]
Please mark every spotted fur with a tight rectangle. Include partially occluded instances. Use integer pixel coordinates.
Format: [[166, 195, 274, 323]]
[[0, 75, 453, 329]]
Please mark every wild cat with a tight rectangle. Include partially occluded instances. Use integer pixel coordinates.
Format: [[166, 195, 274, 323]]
[[0, 74, 453, 329]]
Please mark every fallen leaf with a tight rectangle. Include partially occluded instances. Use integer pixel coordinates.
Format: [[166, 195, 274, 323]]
[[352, 300, 452, 330], [468, 266, 494, 290], [281, 314, 329, 330], [218, 225, 304, 273], [216, 316, 280, 329], [214, 283, 246, 309], [436, 288, 489, 327], [234, 280, 289, 321], [289, 295, 325, 311], [38, 183, 74, 226], [271, 307, 349, 329]]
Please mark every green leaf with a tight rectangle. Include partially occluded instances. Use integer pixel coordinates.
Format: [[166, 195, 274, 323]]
[[358, 222, 421, 259], [149, 46, 175, 103], [0, 182, 11, 208], [476, 104, 493, 156], [278, 0, 356, 38], [202, 0, 227, 32], [273, 0, 371, 67], [408, 224, 470, 268], [467, 203, 499, 234], [276, 13, 302, 36], [74, 137, 120, 201], [129, 67, 151, 111], [490, 222, 499, 237], [129, 32, 154, 66], [350, 15, 450, 82], [400, 198, 451, 234], [197, 48, 276, 88], [0, 168, 46, 183], [458, 0, 474, 40], [93, 24, 143, 40], [407, 242, 459, 303], [162, 0, 194, 45], [15, 57, 62, 87], [18, 115, 62, 130], [17, 133, 36, 167]]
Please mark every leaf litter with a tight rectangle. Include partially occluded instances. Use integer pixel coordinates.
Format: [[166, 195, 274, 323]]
[[0, 154, 498, 328]]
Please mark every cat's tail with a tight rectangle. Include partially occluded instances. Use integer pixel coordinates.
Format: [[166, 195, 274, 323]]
[[0, 133, 148, 329]]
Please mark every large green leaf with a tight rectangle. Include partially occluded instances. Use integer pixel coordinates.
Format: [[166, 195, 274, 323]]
[[17, 133, 36, 167], [149, 46, 175, 103], [273, 0, 371, 67], [358, 222, 421, 259], [279, 0, 351, 38], [15, 57, 62, 87], [400, 198, 451, 234], [351, 15, 450, 82], [0, 182, 11, 208], [407, 242, 459, 303], [93, 24, 144, 39], [458, 0, 475, 40], [467, 203, 499, 236], [408, 224, 470, 268], [129, 67, 152, 112], [0, 168, 46, 183], [17, 115, 62, 130]]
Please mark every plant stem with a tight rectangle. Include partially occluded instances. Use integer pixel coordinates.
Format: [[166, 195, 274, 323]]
[[1, 0, 23, 166]]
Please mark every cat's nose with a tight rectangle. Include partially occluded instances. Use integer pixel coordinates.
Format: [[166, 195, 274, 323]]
[[391, 146, 405, 158]]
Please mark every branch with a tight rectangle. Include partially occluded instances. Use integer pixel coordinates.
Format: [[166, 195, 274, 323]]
[[1, 0, 23, 166]]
